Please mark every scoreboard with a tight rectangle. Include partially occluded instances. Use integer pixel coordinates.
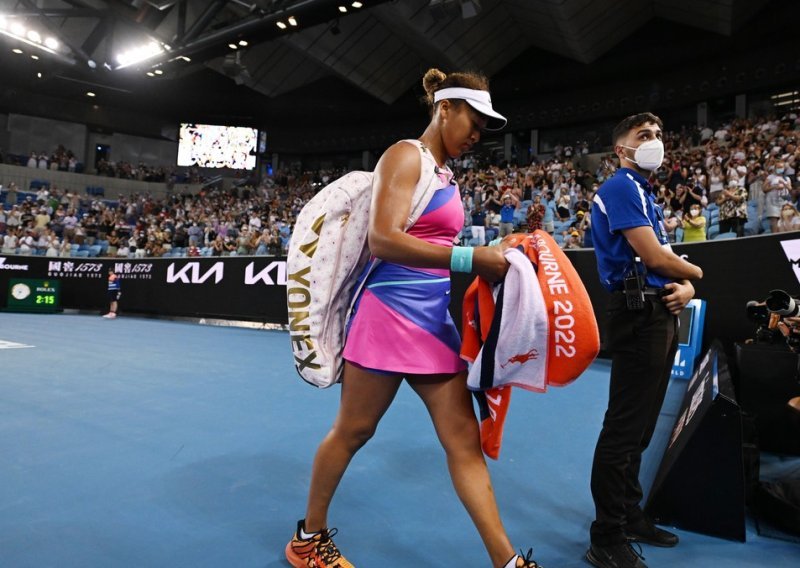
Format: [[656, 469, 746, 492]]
[[5, 278, 61, 313]]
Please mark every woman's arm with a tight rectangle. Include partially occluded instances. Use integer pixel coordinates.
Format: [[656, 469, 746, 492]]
[[368, 142, 508, 281]]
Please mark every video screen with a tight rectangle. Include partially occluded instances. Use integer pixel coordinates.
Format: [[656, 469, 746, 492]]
[[177, 123, 257, 169]]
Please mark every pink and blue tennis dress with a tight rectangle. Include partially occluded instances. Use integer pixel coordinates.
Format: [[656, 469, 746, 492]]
[[342, 167, 467, 376]]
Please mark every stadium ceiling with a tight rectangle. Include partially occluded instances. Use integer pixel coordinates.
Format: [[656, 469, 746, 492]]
[[0, 0, 788, 140]]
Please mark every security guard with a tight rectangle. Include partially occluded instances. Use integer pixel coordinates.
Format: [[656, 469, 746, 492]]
[[587, 113, 703, 568]]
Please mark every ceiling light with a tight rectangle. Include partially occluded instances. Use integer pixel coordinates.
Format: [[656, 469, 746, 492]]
[[154, 69, 163, 75], [228, 43, 237, 49], [37, 72, 41, 78], [11, 48, 22, 54], [10, 22, 25, 36], [44, 37, 59, 50], [352, 1, 363, 7], [26, 30, 41, 43], [276, 21, 287, 29], [338, 5, 347, 12], [146, 71, 155, 77], [238, 40, 248, 46], [30, 54, 38, 60], [116, 40, 165, 68], [178, 55, 191, 62], [288, 16, 297, 26], [86, 91, 96, 97]]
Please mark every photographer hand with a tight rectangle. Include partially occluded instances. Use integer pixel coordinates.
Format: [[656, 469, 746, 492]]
[[662, 280, 695, 315]]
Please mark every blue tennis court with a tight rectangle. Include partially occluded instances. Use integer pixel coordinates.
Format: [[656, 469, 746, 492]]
[[1, 312, 797, 567]]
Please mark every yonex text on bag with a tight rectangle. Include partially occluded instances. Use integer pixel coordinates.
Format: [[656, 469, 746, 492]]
[[287, 140, 440, 388]]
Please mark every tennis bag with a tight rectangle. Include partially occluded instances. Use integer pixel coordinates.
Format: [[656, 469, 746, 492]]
[[286, 139, 440, 388]]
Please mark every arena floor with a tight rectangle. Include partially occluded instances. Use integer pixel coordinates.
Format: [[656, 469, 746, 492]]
[[1, 312, 798, 567]]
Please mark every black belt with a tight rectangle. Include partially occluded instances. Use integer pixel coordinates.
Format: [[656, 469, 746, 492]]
[[643, 287, 667, 297], [613, 287, 666, 297]]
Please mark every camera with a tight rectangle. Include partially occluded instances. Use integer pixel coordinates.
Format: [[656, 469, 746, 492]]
[[746, 289, 800, 352], [765, 289, 800, 318]]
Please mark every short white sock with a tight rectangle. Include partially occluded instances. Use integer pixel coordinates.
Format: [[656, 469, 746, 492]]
[[300, 526, 320, 540], [503, 555, 520, 568]]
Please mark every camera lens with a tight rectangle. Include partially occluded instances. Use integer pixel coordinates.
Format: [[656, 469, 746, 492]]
[[766, 289, 800, 317]]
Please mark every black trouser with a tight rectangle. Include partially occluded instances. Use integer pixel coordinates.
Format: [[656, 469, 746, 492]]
[[719, 217, 745, 237], [590, 293, 678, 545]]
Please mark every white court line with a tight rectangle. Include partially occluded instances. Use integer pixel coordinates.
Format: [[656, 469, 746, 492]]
[[0, 340, 34, 349]]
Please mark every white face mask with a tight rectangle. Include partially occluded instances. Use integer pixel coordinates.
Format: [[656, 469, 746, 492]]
[[621, 139, 664, 171]]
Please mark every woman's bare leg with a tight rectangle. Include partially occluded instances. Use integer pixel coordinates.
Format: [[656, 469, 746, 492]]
[[304, 363, 403, 532], [408, 372, 517, 567]]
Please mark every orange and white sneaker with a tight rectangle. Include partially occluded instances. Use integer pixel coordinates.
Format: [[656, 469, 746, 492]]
[[285, 519, 354, 568]]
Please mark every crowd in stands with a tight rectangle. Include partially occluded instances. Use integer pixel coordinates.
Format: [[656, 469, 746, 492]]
[[457, 113, 800, 248], [1, 114, 798, 259], [0, 168, 346, 258], [1, 144, 208, 185], [16, 145, 82, 173]]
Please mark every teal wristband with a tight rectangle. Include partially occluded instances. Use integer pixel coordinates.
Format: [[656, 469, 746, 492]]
[[450, 245, 474, 273], [488, 237, 502, 247]]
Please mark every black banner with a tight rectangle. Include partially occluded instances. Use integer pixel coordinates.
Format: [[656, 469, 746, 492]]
[[645, 341, 746, 541], [2, 232, 799, 349], [0, 256, 288, 322]]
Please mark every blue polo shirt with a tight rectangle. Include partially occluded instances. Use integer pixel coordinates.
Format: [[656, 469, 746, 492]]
[[543, 199, 556, 223], [500, 204, 515, 223], [591, 168, 673, 292]]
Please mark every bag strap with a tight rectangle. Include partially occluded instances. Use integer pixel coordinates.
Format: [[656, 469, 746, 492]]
[[346, 139, 445, 320], [399, 138, 440, 229]]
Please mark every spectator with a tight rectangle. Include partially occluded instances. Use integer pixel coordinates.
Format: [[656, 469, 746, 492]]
[[470, 202, 487, 246], [542, 191, 557, 233], [777, 203, 800, 233], [707, 164, 725, 203], [498, 194, 516, 238], [577, 209, 593, 247], [2, 227, 19, 253], [59, 236, 72, 257], [526, 195, 545, 232], [486, 208, 501, 243], [562, 230, 582, 249], [681, 204, 707, 242], [18, 228, 35, 254], [6, 182, 18, 205], [717, 180, 747, 237], [765, 161, 792, 232]]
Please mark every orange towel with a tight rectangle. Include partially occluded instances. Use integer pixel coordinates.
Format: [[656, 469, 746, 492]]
[[461, 231, 600, 459]]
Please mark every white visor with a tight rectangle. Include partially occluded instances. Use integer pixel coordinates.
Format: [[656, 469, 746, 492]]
[[433, 87, 507, 131]]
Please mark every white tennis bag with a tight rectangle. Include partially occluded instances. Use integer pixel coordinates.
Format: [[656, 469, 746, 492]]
[[286, 139, 441, 388]]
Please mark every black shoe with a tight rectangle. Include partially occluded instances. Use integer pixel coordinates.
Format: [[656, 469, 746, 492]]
[[586, 542, 647, 568], [624, 518, 679, 548]]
